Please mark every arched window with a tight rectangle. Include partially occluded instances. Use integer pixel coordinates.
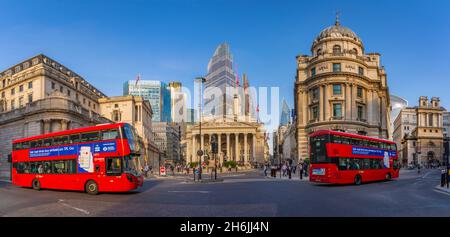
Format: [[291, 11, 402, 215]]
[[316, 48, 322, 56], [333, 45, 341, 55], [352, 48, 358, 55]]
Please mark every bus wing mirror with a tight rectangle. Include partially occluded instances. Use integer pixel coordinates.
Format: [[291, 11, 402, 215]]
[[7, 154, 12, 163]]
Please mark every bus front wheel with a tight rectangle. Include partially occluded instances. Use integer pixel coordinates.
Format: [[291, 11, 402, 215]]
[[354, 175, 362, 185], [32, 179, 41, 190], [85, 180, 99, 195]]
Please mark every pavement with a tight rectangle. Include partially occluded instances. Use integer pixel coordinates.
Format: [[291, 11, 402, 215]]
[[1, 168, 449, 217]]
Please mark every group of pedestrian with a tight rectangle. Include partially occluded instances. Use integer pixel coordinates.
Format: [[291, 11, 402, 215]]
[[263, 161, 309, 179]]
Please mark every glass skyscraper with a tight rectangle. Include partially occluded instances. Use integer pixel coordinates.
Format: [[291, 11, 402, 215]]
[[204, 43, 236, 119], [123, 80, 171, 122]]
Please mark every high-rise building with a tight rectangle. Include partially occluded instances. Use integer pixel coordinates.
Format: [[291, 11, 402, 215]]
[[123, 80, 171, 122], [280, 99, 291, 126], [390, 95, 408, 138], [204, 43, 236, 120], [152, 122, 181, 165], [294, 18, 392, 160], [168, 81, 188, 123]]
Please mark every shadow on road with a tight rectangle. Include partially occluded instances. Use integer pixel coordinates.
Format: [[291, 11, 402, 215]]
[[311, 179, 395, 187]]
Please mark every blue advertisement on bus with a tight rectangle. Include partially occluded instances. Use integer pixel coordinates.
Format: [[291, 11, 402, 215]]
[[29, 141, 117, 158], [352, 147, 397, 157]]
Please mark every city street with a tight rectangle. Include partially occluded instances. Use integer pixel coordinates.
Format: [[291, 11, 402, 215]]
[[0, 168, 449, 217]]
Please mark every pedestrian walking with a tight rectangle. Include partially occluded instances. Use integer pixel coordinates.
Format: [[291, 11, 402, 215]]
[[303, 162, 308, 178], [292, 164, 297, 174], [282, 163, 287, 177], [263, 164, 268, 176], [287, 165, 292, 179], [299, 162, 304, 180]]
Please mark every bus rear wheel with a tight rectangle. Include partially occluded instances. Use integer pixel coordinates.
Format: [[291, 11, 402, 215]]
[[354, 175, 362, 185], [85, 180, 99, 195], [32, 179, 41, 190], [386, 173, 392, 181]]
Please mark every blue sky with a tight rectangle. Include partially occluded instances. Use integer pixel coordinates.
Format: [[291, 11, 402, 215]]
[[1, 0, 450, 132]]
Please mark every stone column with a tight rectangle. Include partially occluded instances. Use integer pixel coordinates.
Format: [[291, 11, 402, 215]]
[[235, 133, 239, 162], [367, 90, 373, 124], [192, 135, 196, 163], [324, 84, 330, 121], [61, 119, 69, 131], [226, 133, 230, 161], [43, 119, 51, 134], [218, 134, 222, 165], [244, 133, 248, 164], [252, 133, 256, 162], [345, 83, 352, 120], [303, 90, 308, 124], [319, 86, 324, 121]]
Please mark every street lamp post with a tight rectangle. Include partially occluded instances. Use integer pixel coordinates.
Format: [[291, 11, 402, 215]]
[[195, 77, 206, 181]]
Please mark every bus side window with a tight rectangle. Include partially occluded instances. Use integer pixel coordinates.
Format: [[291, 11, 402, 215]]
[[70, 134, 81, 144], [22, 142, 30, 149], [43, 138, 53, 147], [54, 136, 69, 145], [81, 132, 99, 142], [102, 129, 119, 140]]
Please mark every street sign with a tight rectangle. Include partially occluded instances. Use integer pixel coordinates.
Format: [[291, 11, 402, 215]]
[[160, 166, 166, 176], [202, 162, 206, 167], [197, 150, 204, 156]]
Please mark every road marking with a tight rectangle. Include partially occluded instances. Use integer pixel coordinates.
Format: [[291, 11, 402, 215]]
[[58, 199, 90, 215], [168, 191, 210, 194]]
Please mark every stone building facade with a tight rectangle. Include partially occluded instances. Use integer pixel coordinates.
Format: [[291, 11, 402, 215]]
[[294, 19, 391, 161], [397, 96, 445, 166], [98, 95, 159, 170], [0, 54, 110, 179], [152, 122, 181, 166], [184, 121, 267, 167]]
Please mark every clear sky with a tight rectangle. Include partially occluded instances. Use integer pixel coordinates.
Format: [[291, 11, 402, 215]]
[[1, 0, 450, 134]]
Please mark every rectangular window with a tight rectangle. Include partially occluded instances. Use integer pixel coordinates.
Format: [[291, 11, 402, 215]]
[[312, 88, 319, 101], [80, 132, 99, 142], [28, 81, 33, 89], [102, 129, 120, 140], [60, 86, 63, 93], [11, 99, 15, 110], [358, 67, 364, 76], [18, 97, 24, 108], [53, 136, 69, 145], [311, 67, 316, 77], [106, 158, 122, 175], [67, 90, 71, 96], [51, 82, 55, 89], [332, 84, 341, 95], [1, 91, 5, 98], [358, 106, 364, 120], [19, 85, 24, 92], [11, 88, 15, 95], [43, 138, 53, 147], [333, 63, 341, 72], [69, 134, 81, 143], [333, 103, 342, 118], [2, 79, 5, 88], [312, 106, 319, 120], [28, 94, 33, 103], [30, 140, 43, 148], [357, 86, 363, 98]]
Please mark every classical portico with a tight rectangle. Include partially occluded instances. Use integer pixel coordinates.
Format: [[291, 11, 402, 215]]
[[185, 121, 266, 166]]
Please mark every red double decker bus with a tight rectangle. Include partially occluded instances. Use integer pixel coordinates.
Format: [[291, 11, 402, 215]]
[[309, 130, 400, 185], [11, 123, 144, 194]]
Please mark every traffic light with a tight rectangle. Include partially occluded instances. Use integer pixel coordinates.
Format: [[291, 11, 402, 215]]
[[444, 139, 449, 157]]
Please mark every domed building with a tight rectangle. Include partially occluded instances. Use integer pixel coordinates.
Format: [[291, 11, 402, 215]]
[[294, 18, 392, 160]]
